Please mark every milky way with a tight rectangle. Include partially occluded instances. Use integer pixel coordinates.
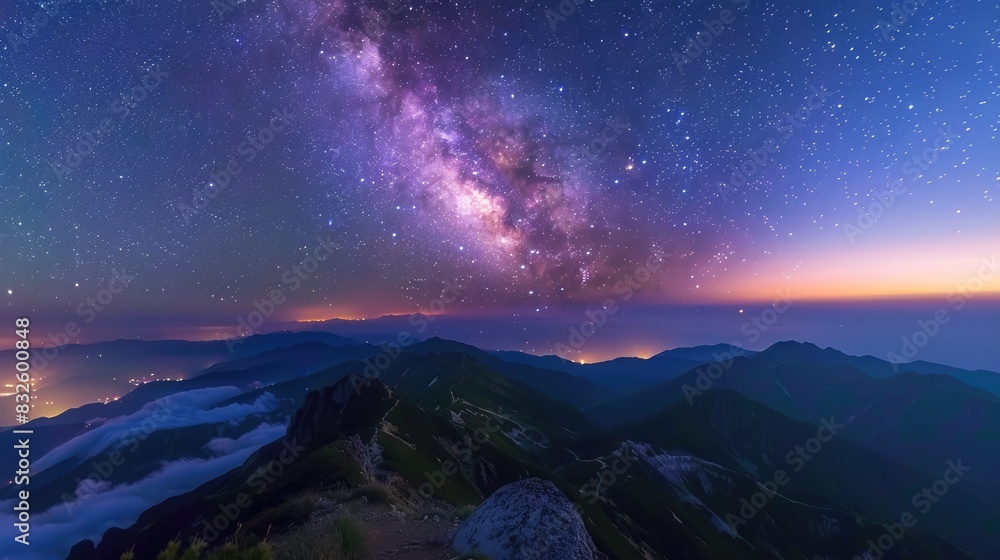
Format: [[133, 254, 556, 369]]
[[274, 0, 680, 301], [1, 0, 997, 323]]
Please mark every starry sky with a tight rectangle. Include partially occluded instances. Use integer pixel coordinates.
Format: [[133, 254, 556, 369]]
[[1, 0, 998, 360]]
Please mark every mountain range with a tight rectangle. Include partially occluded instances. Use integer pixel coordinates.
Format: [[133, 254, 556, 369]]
[[1, 331, 997, 559]]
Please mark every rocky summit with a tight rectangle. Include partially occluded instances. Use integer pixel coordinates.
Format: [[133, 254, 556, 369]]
[[452, 478, 605, 560]]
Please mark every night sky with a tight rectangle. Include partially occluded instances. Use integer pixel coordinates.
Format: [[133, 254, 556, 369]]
[[1, 0, 998, 363]]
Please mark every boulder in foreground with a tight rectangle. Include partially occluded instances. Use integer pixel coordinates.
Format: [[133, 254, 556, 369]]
[[452, 478, 604, 560]]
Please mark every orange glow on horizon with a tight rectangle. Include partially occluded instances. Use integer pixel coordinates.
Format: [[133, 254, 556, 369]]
[[292, 309, 434, 323], [688, 240, 1000, 304]]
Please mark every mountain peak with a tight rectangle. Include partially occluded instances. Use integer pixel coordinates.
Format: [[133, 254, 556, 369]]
[[652, 343, 757, 362], [767, 340, 822, 351], [757, 340, 829, 360], [285, 374, 395, 451]]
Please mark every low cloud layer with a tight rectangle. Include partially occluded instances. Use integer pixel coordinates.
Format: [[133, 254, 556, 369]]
[[0, 421, 287, 560], [35, 387, 279, 473]]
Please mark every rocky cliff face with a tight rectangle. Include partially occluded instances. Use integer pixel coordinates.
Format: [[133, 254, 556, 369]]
[[65, 375, 398, 560], [285, 374, 393, 450], [452, 478, 605, 560]]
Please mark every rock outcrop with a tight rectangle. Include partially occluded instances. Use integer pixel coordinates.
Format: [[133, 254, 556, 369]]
[[285, 374, 393, 450], [452, 478, 604, 560]]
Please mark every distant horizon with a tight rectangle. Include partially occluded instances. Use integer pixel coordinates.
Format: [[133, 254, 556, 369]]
[[11, 331, 994, 373], [6, 300, 999, 373]]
